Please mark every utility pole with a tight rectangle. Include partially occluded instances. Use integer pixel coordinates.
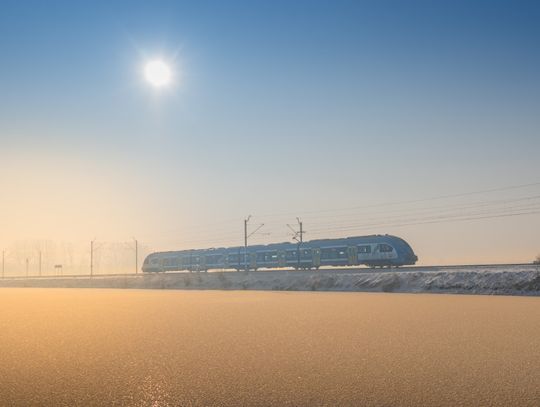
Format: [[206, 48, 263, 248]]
[[243, 216, 264, 272], [297, 218, 304, 244], [287, 218, 305, 270], [244, 216, 251, 272], [134, 238, 138, 274], [90, 239, 95, 277]]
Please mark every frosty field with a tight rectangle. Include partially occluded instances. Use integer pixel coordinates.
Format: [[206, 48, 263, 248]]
[[2, 265, 539, 296], [0, 289, 538, 406]]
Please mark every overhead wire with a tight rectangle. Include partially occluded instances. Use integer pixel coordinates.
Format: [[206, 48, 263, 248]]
[[150, 181, 540, 249]]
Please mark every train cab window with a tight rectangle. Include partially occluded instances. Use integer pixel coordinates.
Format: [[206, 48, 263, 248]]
[[378, 244, 393, 253], [150, 258, 159, 264], [358, 245, 371, 254]]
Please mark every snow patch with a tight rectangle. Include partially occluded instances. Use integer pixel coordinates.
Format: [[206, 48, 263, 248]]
[[1, 266, 539, 296]]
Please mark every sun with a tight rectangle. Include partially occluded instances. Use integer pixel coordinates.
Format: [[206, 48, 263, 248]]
[[144, 59, 172, 88]]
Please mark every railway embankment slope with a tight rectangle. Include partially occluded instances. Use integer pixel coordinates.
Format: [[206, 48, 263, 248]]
[[1, 266, 539, 296]]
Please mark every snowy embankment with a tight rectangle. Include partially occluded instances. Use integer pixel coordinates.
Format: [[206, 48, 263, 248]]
[[1, 266, 539, 296]]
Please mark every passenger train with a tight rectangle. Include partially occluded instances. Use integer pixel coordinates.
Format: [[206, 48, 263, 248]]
[[142, 234, 418, 272]]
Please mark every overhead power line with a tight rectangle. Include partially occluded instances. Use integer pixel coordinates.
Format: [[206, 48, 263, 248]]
[[303, 196, 540, 230], [256, 181, 540, 219], [308, 207, 540, 234], [150, 181, 540, 250]]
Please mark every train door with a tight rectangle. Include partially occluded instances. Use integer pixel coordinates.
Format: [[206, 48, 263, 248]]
[[312, 248, 321, 268], [249, 253, 257, 270], [376, 244, 394, 261], [199, 255, 206, 272], [347, 246, 358, 265], [278, 250, 286, 268]]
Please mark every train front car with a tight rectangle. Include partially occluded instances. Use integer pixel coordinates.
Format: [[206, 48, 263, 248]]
[[361, 235, 418, 268], [142, 253, 161, 273]]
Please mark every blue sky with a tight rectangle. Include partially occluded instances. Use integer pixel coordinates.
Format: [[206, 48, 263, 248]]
[[1, 0, 539, 265]]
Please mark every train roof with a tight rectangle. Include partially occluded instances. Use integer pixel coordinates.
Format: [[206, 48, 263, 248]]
[[146, 234, 412, 257]]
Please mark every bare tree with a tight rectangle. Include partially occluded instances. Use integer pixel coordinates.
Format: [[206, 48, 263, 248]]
[[534, 254, 540, 265]]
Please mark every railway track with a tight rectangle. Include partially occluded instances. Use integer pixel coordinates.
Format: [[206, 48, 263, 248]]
[[1, 263, 536, 280]]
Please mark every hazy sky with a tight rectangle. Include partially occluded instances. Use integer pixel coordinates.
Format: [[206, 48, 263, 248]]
[[1, 0, 539, 267]]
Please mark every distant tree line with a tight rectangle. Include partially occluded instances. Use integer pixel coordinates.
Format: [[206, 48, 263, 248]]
[[1, 239, 151, 277]]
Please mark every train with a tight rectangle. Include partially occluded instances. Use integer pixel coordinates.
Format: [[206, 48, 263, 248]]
[[142, 234, 418, 272]]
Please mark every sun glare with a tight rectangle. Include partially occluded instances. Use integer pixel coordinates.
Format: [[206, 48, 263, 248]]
[[144, 59, 172, 88]]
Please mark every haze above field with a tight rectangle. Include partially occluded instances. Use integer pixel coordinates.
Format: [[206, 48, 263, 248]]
[[1, 0, 539, 269]]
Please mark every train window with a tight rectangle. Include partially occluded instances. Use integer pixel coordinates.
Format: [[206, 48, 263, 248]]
[[206, 255, 221, 264], [229, 254, 245, 263], [151, 258, 159, 264], [321, 247, 347, 259], [358, 245, 371, 254], [378, 244, 393, 253], [301, 249, 312, 259], [286, 250, 297, 260], [322, 248, 335, 259], [320, 248, 332, 259], [257, 252, 278, 262]]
